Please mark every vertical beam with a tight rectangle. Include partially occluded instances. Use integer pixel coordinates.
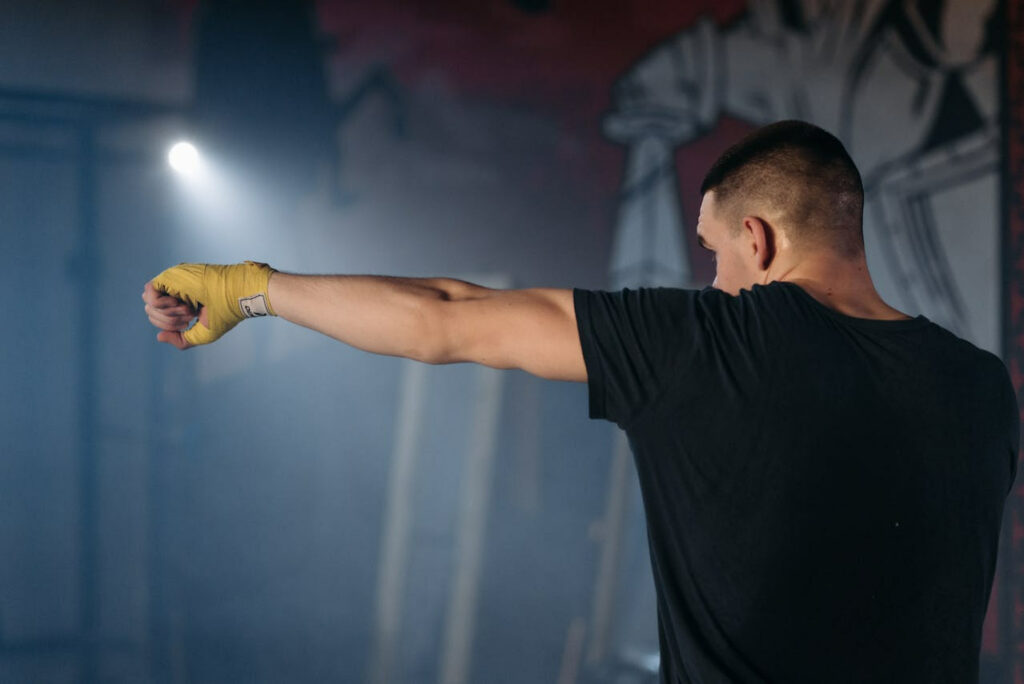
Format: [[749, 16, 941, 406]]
[[368, 360, 430, 684], [146, 328, 170, 684], [585, 431, 633, 664], [71, 124, 100, 684], [438, 365, 505, 684], [556, 617, 588, 684], [147, 199, 192, 684]]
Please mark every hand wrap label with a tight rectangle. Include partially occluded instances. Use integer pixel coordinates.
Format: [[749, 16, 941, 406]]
[[239, 293, 271, 318]]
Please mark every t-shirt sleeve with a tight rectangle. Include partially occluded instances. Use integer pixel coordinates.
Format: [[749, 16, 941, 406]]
[[573, 286, 703, 428]]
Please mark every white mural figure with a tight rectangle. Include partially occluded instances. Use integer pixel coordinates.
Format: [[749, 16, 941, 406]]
[[603, 18, 722, 290], [604, 111, 694, 290], [606, 0, 1001, 351]]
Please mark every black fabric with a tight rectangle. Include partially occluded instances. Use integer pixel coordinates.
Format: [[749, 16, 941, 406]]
[[573, 281, 1018, 684]]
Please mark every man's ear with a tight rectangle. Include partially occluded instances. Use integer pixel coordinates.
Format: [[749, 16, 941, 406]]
[[742, 216, 775, 271]]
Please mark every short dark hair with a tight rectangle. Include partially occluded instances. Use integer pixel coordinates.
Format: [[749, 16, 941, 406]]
[[700, 120, 864, 256]]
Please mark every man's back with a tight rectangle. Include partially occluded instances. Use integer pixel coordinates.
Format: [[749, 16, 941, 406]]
[[574, 281, 1018, 683]]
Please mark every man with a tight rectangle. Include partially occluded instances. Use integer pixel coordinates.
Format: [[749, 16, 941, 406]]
[[143, 121, 1018, 682]]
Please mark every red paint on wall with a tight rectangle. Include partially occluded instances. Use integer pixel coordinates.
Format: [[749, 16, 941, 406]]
[[169, 1, 751, 283], [315, 0, 748, 278]]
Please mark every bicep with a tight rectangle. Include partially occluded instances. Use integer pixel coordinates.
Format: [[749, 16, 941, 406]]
[[437, 288, 587, 382]]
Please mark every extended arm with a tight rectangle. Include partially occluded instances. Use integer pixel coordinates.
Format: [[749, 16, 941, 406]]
[[269, 273, 586, 382], [143, 265, 587, 383]]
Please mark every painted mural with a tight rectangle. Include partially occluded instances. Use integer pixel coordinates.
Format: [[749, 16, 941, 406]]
[[607, 0, 1002, 349]]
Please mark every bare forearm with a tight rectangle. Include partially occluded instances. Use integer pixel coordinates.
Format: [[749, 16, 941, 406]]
[[267, 271, 490, 362]]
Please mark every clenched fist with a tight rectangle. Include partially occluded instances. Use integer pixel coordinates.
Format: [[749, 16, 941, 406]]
[[143, 261, 277, 350]]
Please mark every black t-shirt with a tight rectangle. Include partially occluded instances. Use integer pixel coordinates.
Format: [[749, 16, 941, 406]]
[[573, 281, 1019, 684]]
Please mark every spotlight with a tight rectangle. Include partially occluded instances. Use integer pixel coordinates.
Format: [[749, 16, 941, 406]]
[[168, 141, 201, 176]]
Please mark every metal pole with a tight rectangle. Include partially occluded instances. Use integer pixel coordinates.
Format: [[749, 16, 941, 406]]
[[438, 365, 505, 684], [70, 124, 100, 684], [585, 431, 633, 664], [367, 359, 430, 684]]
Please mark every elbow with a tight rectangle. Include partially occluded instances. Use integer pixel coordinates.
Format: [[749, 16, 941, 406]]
[[419, 327, 461, 366], [415, 345, 449, 366], [412, 296, 497, 368], [411, 299, 453, 365]]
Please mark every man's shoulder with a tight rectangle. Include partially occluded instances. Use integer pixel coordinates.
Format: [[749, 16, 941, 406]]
[[911, 316, 1007, 373]]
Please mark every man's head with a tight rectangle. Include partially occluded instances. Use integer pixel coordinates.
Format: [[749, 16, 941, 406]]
[[697, 120, 864, 294]]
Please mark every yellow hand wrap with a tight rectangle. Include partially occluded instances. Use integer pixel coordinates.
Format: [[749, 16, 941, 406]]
[[150, 261, 277, 346]]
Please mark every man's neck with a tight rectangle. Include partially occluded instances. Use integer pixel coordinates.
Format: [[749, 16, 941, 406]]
[[768, 251, 912, 321]]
